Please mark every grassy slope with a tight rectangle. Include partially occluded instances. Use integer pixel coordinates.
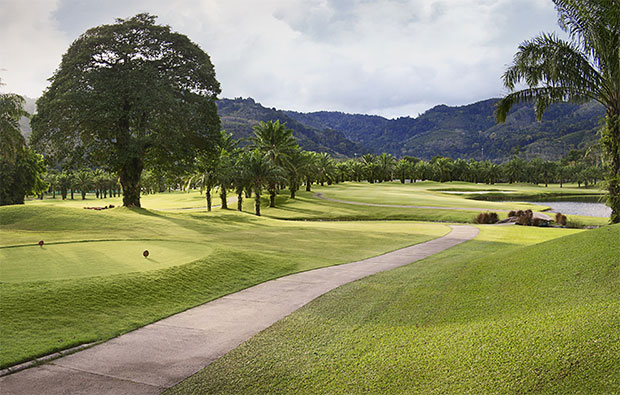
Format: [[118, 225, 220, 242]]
[[258, 182, 608, 226], [0, 205, 448, 367], [168, 225, 619, 394]]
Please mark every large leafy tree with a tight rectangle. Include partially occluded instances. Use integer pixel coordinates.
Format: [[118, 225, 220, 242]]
[[496, 0, 620, 223], [30, 13, 221, 207]]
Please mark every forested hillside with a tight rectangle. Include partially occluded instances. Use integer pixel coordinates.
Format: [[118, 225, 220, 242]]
[[20, 96, 604, 162], [285, 99, 605, 161], [217, 98, 368, 158]]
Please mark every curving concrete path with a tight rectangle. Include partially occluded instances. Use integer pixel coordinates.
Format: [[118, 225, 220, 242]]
[[0, 225, 479, 395]]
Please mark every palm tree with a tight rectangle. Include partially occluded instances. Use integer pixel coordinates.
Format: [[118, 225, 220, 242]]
[[314, 152, 337, 186], [360, 154, 378, 183], [245, 150, 285, 216], [251, 120, 298, 207], [185, 153, 218, 211], [377, 153, 395, 182], [73, 169, 94, 200], [215, 132, 240, 209], [432, 157, 454, 183], [44, 170, 59, 199], [216, 151, 234, 209], [304, 151, 318, 192], [0, 93, 28, 163], [496, 0, 619, 223], [504, 157, 526, 184], [285, 148, 309, 198], [394, 159, 412, 183], [232, 151, 251, 211]]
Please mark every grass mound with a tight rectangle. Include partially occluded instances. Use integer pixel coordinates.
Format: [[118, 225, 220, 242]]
[[0, 204, 449, 367], [168, 225, 619, 394]]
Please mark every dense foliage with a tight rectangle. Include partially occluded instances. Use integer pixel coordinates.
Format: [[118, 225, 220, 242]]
[[496, 0, 619, 223], [0, 92, 47, 205], [30, 13, 221, 207]]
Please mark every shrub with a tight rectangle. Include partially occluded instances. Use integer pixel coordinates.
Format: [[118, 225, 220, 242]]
[[555, 212, 567, 226], [508, 210, 517, 217], [516, 209, 533, 226], [474, 212, 500, 224]]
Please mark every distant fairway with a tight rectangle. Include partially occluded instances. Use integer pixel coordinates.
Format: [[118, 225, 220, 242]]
[[0, 240, 212, 283]]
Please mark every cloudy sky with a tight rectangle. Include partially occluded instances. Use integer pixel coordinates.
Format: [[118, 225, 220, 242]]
[[1, 0, 563, 118]]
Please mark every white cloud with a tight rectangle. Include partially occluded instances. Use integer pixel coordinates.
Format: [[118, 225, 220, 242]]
[[0, 0, 563, 117], [0, 0, 69, 97]]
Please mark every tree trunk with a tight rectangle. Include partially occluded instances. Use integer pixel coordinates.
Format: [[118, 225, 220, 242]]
[[206, 189, 212, 211], [254, 192, 261, 216], [269, 188, 276, 208], [70, 189, 74, 199], [81, 190, 86, 200], [237, 192, 243, 211], [603, 114, 620, 223], [220, 187, 228, 209], [290, 187, 296, 199], [119, 157, 144, 207], [305, 177, 311, 192]]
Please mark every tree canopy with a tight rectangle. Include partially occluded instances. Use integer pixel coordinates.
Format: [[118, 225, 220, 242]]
[[0, 92, 47, 205], [496, 0, 620, 223], [31, 13, 221, 207]]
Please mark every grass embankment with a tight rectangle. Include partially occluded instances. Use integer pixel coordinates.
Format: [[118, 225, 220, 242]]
[[0, 204, 449, 368], [169, 225, 619, 394], [259, 182, 608, 226]]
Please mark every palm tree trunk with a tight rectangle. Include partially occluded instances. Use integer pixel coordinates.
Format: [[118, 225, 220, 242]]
[[254, 192, 261, 216], [237, 192, 243, 211], [604, 114, 620, 223], [220, 187, 228, 209], [269, 183, 276, 207]]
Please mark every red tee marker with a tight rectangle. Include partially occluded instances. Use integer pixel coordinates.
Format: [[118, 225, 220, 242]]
[[143, 250, 149, 258], [38, 240, 44, 247]]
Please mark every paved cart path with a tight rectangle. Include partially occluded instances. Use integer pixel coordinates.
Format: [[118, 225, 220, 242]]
[[0, 225, 479, 395]]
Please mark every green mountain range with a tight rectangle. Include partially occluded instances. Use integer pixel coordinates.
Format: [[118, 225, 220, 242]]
[[283, 99, 605, 161], [21, 96, 605, 162]]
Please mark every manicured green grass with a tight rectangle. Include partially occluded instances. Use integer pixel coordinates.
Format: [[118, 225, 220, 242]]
[[0, 204, 449, 367], [0, 240, 213, 282], [254, 182, 608, 226], [168, 225, 620, 394], [25, 190, 209, 210]]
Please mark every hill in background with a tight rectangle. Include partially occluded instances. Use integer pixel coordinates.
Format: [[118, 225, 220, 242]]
[[217, 98, 368, 158], [284, 99, 604, 162], [20, 96, 604, 162]]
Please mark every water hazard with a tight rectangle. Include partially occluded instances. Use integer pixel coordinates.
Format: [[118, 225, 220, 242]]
[[529, 201, 611, 218]]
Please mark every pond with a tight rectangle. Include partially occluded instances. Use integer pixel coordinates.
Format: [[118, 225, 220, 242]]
[[529, 201, 611, 218]]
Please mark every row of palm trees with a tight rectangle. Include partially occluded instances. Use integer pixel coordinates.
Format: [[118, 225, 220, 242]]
[[181, 120, 605, 216], [43, 169, 120, 200], [37, 120, 604, 215]]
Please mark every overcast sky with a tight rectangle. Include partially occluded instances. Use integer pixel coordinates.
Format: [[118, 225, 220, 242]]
[[0, 0, 563, 118]]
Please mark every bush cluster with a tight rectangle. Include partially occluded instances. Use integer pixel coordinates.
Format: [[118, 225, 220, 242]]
[[555, 212, 567, 226], [474, 212, 499, 224]]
